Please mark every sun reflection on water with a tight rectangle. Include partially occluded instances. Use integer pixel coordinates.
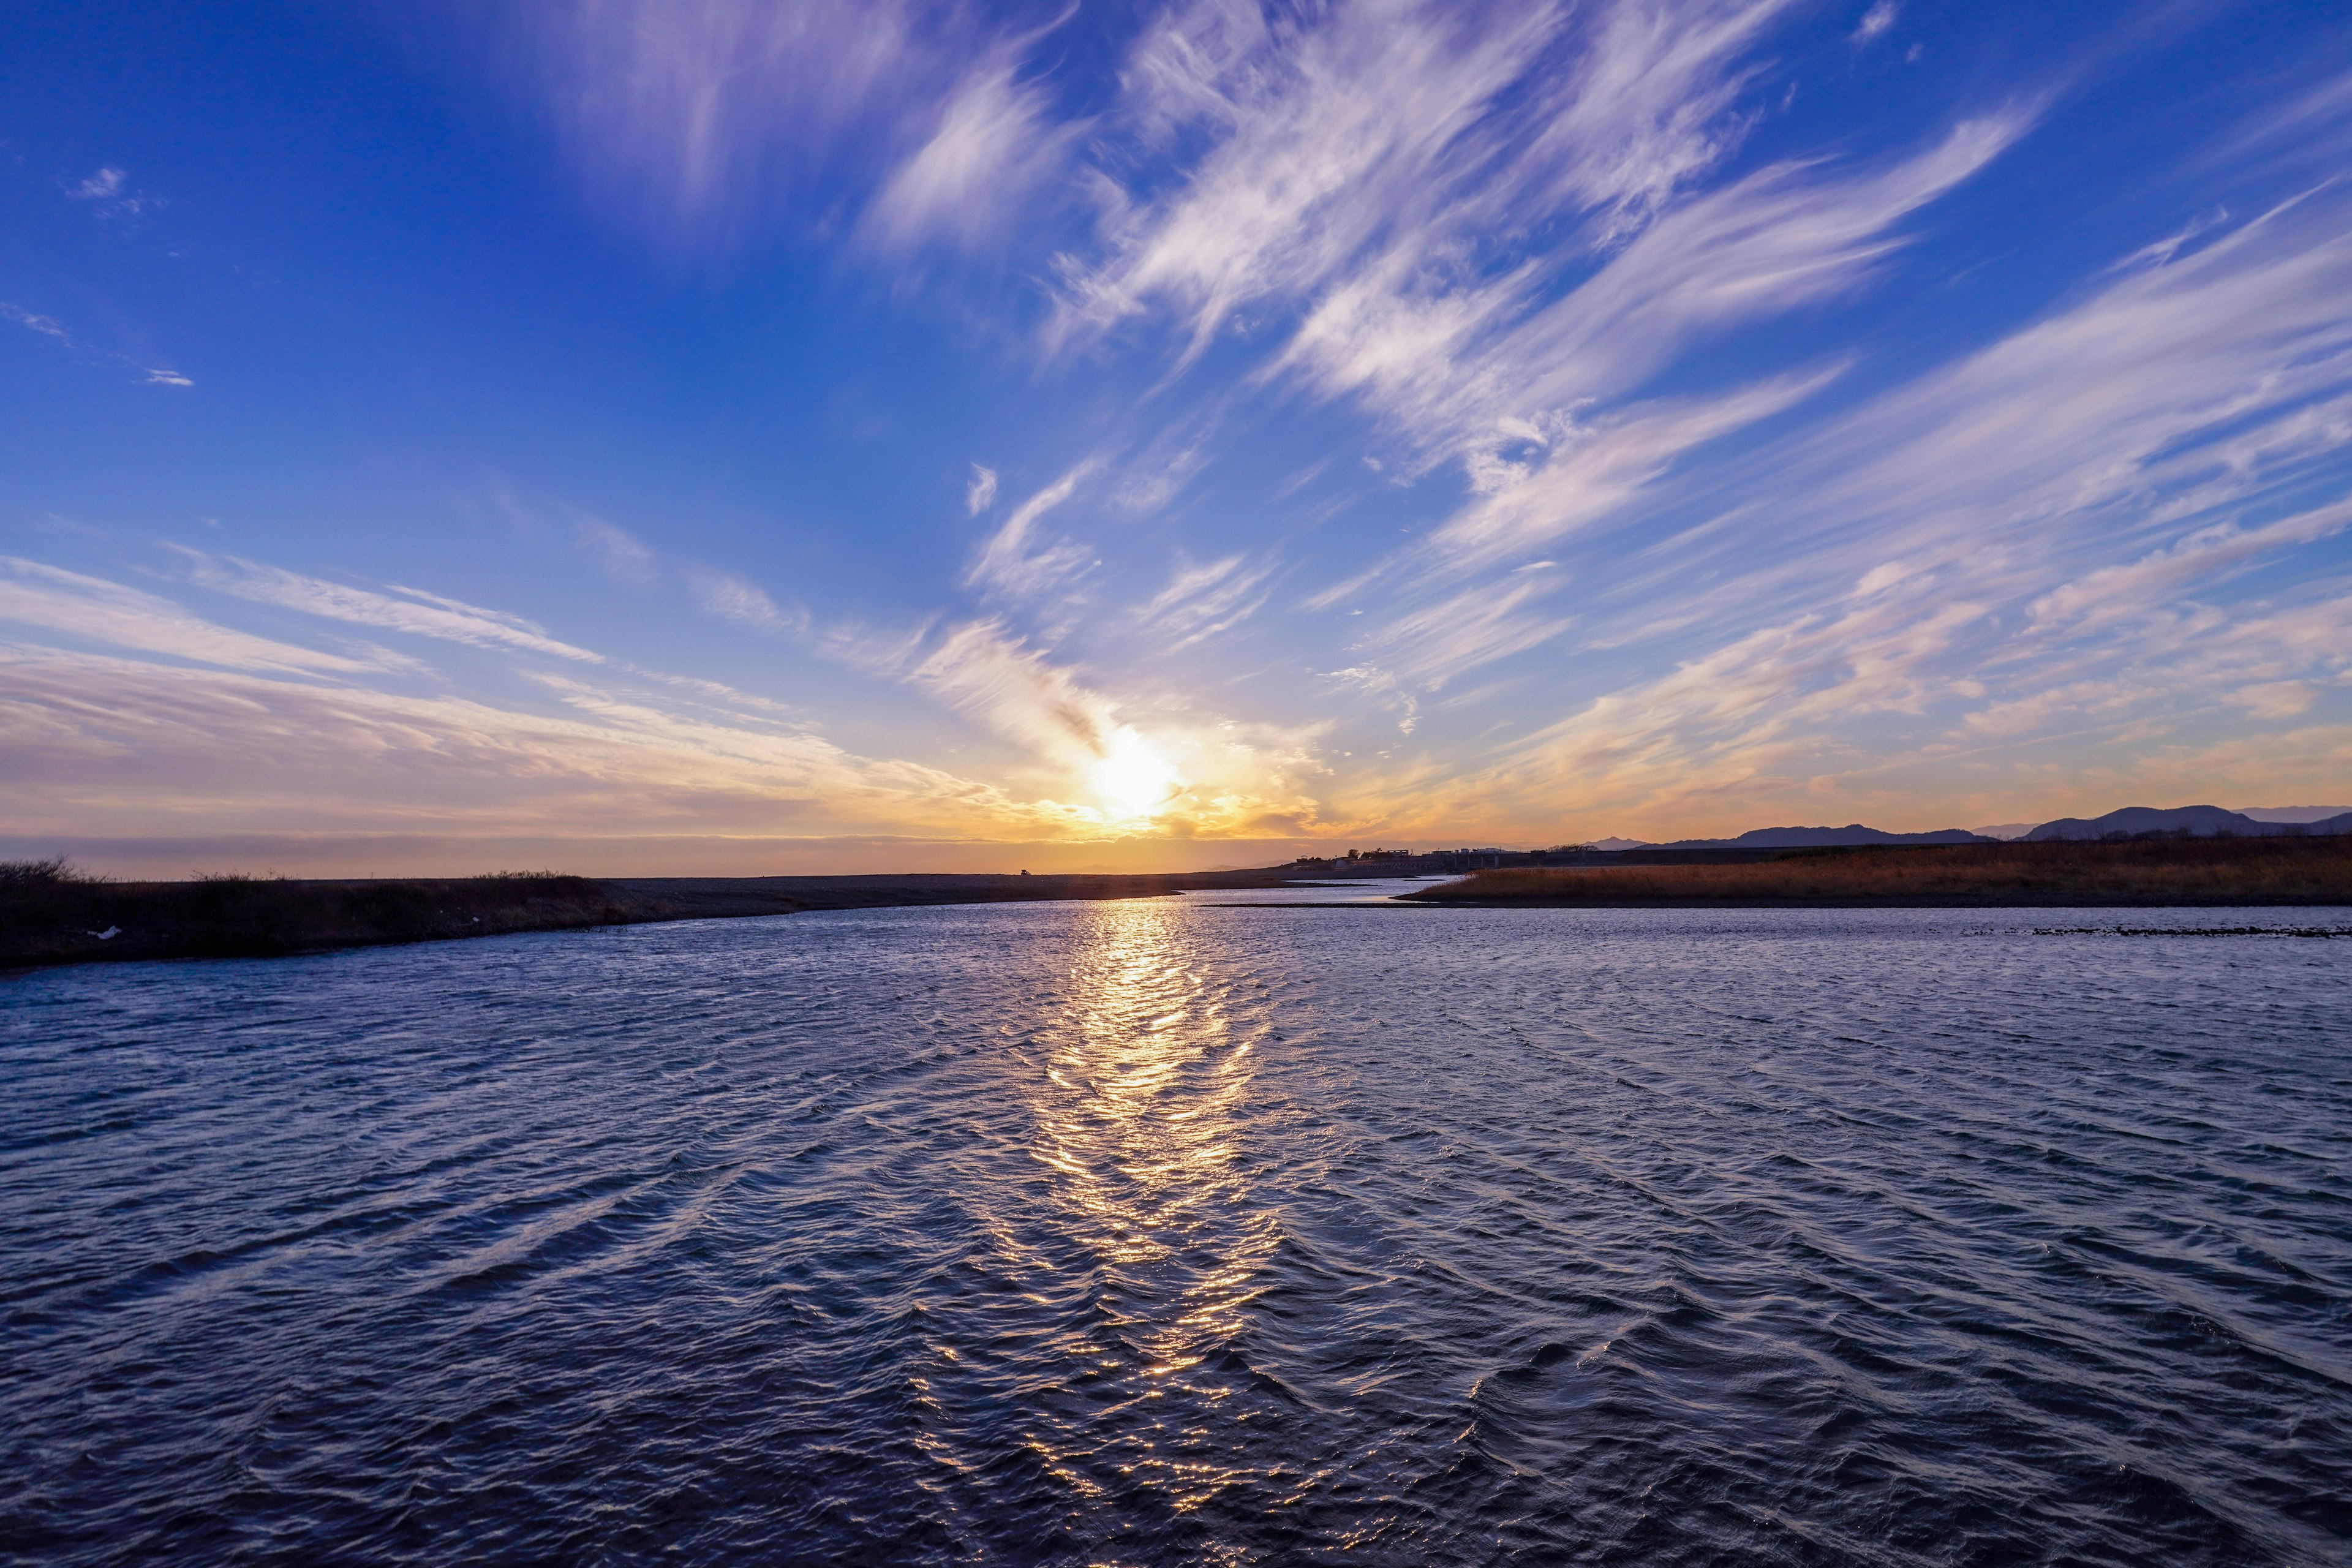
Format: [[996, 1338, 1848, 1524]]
[[1022, 896, 1286, 1510]]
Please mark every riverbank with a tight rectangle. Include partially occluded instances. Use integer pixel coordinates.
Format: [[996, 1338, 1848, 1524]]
[[1402, 835, 2352, 907], [13, 836, 2350, 969], [0, 864, 1299, 970]]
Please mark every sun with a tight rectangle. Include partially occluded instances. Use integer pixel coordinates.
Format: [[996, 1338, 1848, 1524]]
[[1091, 730, 1180, 820]]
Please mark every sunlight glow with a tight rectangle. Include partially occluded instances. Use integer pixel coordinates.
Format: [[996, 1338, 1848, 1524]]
[[1091, 729, 1180, 820]]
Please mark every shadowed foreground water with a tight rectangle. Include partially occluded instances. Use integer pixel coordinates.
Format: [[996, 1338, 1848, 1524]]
[[3, 901, 2348, 1566]]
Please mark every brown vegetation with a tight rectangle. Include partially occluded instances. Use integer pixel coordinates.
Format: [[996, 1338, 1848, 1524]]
[[0, 864, 639, 970], [0, 862, 1304, 970], [1403, 835, 2352, 907]]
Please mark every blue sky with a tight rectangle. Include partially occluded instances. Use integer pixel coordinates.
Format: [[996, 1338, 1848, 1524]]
[[4, 0, 2350, 874]]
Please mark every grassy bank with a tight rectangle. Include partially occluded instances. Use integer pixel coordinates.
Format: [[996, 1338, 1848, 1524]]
[[0, 864, 650, 969], [1403, 835, 2352, 907], [0, 861, 1298, 970]]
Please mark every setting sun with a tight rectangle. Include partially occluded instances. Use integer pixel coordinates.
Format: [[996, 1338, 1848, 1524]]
[[1091, 730, 1180, 820]]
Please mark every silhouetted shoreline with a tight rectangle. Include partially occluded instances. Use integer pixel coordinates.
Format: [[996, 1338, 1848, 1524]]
[[9, 837, 2351, 971], [1401, 836, 2352, 908], [0, 866, 1298, 971]]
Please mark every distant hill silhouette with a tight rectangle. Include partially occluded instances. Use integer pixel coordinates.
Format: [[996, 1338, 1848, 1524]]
[[1607, 807, 2352, 853], [1661, 824, 1996, 849], [2026, 804, 2352, 840]]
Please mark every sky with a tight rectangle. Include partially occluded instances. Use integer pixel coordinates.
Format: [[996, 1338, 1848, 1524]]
[[4, 0, 2351, 876]]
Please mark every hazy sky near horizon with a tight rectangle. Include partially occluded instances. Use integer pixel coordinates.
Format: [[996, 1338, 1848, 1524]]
[[4, 0, 2351, 873]]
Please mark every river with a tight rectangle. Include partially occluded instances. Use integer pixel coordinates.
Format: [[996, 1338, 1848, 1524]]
[[4, 899, 2348, 1564]]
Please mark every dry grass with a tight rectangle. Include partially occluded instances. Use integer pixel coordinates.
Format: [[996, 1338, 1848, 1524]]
[[1406, 836, 2352, 906], [0, 865, 1305, 970], [0, 856, 101, 890], [0, 872, 635, 968]]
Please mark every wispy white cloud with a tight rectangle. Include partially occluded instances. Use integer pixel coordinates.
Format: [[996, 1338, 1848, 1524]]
[[0, 560, 1157, 845], [1281, 111, 2028, 450], [1323, 663, 1419, 736], [1368, 570, 1577, 687], [2027, 500, 2352, 636], [912, 617, 1121, 769], [865, 64, 1077, 250], [1319, 370, 1833, 606], [571, 513, 659, 585], [66, 165, 151, 217], [1111, 432, 1213, 514], [0, 558, 383, 677], [179, 552, 606, 662], [1046, 1, 2029, 711], [1515, 0, 1789, 237], [514, 0, 937, 241], [964, 461, 1100, 600], [4, 302, 189, 386], [1406, 175, 2352, 831], [1279, 111, 2352, 831], [685, 566, 804, 634], [1136, 552, 1272, 650], [2199, 59, 2352, 183], [1522, 586, 1987, 804], [1651, 186, 2352, 671], [486, 484, 660, 586], [508, 0, 1085, 256], [1054, 0, 1574, 361], [965, 462, 1000, 514], [2232, 680, 2314, 718], [1054, 0, 1820, 371], [0, 639, 1064, 843], [1, 304, 71, 344]]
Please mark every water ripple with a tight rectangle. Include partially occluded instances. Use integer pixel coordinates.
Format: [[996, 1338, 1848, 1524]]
[[3, 902, 2348, 1564]]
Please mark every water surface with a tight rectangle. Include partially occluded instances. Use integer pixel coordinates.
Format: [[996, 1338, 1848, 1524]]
[[4, 902, 2348, 1565]]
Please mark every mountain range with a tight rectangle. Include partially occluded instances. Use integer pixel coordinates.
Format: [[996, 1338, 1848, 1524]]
[[2024, 805, 2352, 840], [1623, 804, 2352, 850], [1656, 824, 1997, 850]]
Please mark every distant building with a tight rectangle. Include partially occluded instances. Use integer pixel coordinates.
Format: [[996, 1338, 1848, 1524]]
[[1286, 842, 1629, 876]]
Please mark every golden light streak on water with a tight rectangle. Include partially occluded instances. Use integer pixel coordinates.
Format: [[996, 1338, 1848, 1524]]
[[1023, 899, 1286, 1510]]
